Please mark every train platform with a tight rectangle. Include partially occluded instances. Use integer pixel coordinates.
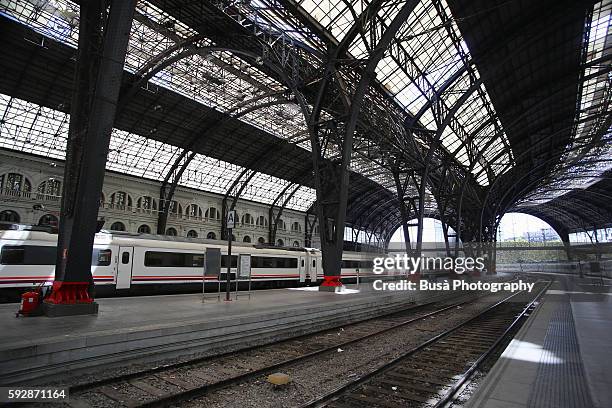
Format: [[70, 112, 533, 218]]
[[467, 276, 612, 408], [0, 281, 439, 386]]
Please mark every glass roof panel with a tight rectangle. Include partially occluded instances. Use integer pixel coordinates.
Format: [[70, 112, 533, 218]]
[[1, 0, 309, 147], [289, 0, 514, 184], [520, 0, 612, 205], [0, 94, 316, 211], [3, 0, 606, 217]]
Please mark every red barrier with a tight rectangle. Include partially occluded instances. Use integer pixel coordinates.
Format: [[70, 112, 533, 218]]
[[44, 281, 93, 304], [320, 275, 343, 287]]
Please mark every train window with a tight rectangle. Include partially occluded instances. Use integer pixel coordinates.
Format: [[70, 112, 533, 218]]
[[250, 256, 261, 268], [144, 251, 204, 267], [93, 249, 112, 266], [0, 245, 55, 265], [312, 260, 316, 268], [341, 260, 357, 268], [220, 255, 238, 268], [250, 256, 298, 269], [121, 252, 130, 264], [301, 259, 305, 268], [0, 246, 24, 264], [262, 257, 275, 268], [145, 252, 162, 267], [193, 254, 204, 267], [1, 245, 113, 266], [341, 260, 373, 269]]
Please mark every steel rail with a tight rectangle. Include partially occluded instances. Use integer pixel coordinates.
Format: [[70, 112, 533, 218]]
[[66, 295, 439, 394], [299, 279, 551, 408], [435, 279, 553, 408], [132, 293, 487, 408], [66, 289, 496, 407]]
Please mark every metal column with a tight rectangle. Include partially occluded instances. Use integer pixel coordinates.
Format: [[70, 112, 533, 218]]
[[45, 0, 136, 315]]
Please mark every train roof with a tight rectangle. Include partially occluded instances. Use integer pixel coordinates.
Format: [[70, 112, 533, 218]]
[[0, 223, 317, 252], [0, 223, 381, 257]]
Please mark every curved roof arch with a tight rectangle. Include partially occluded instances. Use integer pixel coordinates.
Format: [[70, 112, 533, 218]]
[[0, 0, 609, 245]]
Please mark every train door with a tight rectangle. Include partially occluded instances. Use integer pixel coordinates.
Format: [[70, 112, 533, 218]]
[[116, 247, 134, 289], [299, 256, 306, 283], [310, 256, 318, 281]]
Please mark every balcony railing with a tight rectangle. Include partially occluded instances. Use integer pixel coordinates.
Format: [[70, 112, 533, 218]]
[[0, 188, 67, 202], [36, 192, 61, 201], [1, 189, 309, 235], [0, 188, 32, 199]]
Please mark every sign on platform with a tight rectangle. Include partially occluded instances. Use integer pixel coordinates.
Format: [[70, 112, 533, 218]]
[[227, 210, 236, 229], [205, 248, 221, 277], [239, 254, 251, 278]]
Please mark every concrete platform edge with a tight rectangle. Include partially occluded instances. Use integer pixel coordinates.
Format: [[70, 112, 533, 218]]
[[0, 291, 429, 385]]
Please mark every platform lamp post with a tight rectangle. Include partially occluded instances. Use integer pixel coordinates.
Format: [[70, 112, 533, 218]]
[[226, 210, 236, 301]]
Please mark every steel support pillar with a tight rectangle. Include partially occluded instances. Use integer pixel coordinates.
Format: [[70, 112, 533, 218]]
[[392, 170, 413, 258], [311, 3, 417, 292], [469, 218, 496, 276], [268, 184, 301, 245], [304, 211, 317, 248], [45, 0, 136, 316], [555, 229, 574, 261]]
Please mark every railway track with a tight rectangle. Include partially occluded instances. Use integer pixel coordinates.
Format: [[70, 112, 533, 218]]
[[61, 288, 501, 408], [300, 281, 552, 408]]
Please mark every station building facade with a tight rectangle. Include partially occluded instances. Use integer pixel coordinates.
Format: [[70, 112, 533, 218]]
[[0, 149, 319, 248]]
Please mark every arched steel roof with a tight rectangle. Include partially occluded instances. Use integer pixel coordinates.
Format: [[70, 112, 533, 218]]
[[0, 0, 609, 243]]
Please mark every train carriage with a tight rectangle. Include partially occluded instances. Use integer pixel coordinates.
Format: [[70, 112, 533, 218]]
[[0, 226, 386, 298]]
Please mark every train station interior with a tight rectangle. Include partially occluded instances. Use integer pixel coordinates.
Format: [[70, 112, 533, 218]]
[[0, 0, 610, 407]]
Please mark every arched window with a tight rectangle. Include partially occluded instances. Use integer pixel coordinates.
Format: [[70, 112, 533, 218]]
[[186, 204, 202, 219], [291, 221, 301, 232], [0, 173, 32, 197], [256, 215, 268, 227], [242, 213, 254, 225], [0, 210, 20, 223], [110, 191, 132, 209], [243, 235, 251, 243], [205, 207, 220, 220], [207, 231, 217, 240], [165, 200, 182, 217], [276, 239, 284, 247], [110, 221, 126, 231], [187, 229, 198, 238], [137, 196, 157, 212], [258, 237, 266, 244], [138, 224, 151, 234], [276, 219, 286, 230], [293, 240, 300, 247], [37, 178, 61, 200], [166, 227, 177, 236], [38, 214, 58, 227]]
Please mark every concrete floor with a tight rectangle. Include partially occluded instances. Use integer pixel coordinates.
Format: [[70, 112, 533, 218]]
[[1, 281, 431, 385], [467, 276, 612, 408], [0, 283, 390, 348]]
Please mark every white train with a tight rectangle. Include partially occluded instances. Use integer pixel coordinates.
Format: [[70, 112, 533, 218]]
[[0, 227, 384, 297]]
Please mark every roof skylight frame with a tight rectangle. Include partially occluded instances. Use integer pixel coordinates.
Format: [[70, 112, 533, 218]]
[[0, 93, 317, 211]]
